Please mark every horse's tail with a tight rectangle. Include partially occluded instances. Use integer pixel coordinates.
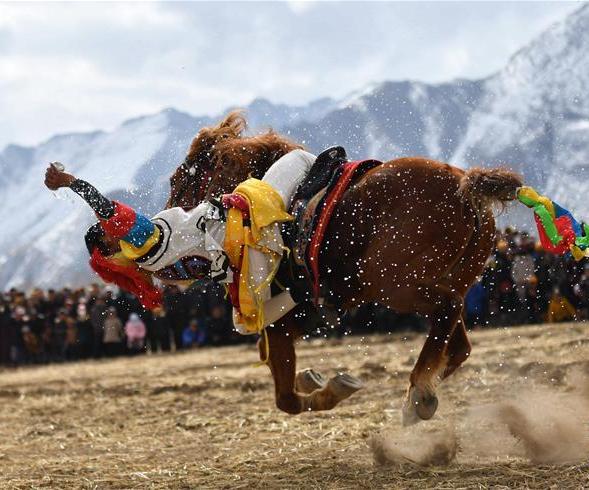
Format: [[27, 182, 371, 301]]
[[458, 167, 523, 214]]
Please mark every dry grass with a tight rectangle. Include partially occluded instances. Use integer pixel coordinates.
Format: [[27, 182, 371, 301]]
[[0, 322, 588, 489]]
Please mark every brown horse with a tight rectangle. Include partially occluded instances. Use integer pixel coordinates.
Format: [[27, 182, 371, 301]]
[[167, 111, 523, 424]]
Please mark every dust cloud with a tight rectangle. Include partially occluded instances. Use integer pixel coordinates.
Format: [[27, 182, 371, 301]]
[[370, 427, 458, 467], [371, 369, 589, 467]]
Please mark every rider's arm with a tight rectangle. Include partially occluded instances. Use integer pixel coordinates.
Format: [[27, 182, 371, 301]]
[[70, 179, 158, 251], [45, 165, 162, 261], [575, 223, 589, 249], [69, 179, 115, 219]]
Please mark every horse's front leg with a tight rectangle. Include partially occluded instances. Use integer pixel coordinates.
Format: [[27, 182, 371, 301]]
[[259, 311, 363, 414]]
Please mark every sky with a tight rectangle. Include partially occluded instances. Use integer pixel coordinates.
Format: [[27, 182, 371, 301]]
[[0, 1, 582, 150]]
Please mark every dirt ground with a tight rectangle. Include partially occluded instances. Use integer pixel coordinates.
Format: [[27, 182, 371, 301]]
[[0, 322, 588, 489]]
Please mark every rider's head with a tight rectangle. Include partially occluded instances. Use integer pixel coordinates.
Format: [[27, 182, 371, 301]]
[[84, 222, 162, 309], [84, 223, 121, 257]]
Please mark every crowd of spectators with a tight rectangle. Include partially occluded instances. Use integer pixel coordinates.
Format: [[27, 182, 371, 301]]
[[1, 228, 587, 367], [464, 228, 589, 327], [0, 282, 244, 366]]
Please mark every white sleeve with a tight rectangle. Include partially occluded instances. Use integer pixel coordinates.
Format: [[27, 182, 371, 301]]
[[262, 149, 316, 208]]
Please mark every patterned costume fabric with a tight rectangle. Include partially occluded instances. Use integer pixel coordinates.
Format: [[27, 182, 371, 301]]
[[516, 186, 589, 260], [100, 201, 160, 258]]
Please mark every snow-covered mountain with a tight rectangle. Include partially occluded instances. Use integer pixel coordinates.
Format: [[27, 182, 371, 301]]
[[1, 4, 588, 290], [0, 110, 207, 288]]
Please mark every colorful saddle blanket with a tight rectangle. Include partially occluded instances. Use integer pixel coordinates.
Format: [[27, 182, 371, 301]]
[[281, 158, 382, 303]]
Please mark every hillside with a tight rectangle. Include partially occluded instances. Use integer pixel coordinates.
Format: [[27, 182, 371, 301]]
[[1, 5, 588, 289]]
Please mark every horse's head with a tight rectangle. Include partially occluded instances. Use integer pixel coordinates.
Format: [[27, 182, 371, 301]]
[[166, 111, 249, 209], [167, 110, 303, 209]]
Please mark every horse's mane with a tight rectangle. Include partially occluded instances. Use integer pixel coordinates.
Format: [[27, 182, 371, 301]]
[[167, 110, 305, 207], [187, 110, 303, 176]]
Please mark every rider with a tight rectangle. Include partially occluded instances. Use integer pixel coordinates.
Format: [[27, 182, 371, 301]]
[[44, 149, 317, 332]]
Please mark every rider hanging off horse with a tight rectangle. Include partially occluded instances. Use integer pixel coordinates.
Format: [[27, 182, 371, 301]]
[[44, 110, 589, 424], [44, 147, 323, 334]]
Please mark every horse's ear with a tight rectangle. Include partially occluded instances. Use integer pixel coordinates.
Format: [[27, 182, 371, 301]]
[[217, 110, 246, 138]]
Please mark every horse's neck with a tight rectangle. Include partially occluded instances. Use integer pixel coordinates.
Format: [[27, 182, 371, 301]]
[[246, 148, 277, 178], [214, 149, 276, 195]]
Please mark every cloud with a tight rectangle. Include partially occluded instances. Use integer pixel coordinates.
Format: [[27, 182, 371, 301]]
[[0, 1, 580, 149], [287, 0, 318, 15]]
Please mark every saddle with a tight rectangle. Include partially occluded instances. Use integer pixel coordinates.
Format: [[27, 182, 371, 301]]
[[277, 147, 381, 306]]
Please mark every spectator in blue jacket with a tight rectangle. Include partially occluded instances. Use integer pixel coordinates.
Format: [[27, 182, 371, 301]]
[[465, 277, 489, 327], [182, 319, 207, 348]]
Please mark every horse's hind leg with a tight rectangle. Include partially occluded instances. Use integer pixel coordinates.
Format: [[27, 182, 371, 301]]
[[400, 282, 464, 425], [442, 315, 471, 379], [260, 312, 363, 414], [441, 215, 494, 379], [399, 216, 492, 423]]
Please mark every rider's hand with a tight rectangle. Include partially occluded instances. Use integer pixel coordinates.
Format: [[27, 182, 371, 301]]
[[44, 164, 76, 190]]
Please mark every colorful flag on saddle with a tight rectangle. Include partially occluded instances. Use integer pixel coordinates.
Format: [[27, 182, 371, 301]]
[[223, 178, 294, 334], [517, 186, 589, 260]]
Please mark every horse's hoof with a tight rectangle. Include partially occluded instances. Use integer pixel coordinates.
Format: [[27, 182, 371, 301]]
[[296, 368, 327, 394], [328, 372, 364, 400], [402, 386, 439, 426], [416, 392, 438, 420]]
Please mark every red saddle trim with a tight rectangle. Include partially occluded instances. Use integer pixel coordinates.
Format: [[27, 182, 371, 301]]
[[307, 159, 381, 302]]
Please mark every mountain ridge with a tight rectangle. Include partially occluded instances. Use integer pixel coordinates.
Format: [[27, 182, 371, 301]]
[[1, 5, 588, 289]]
